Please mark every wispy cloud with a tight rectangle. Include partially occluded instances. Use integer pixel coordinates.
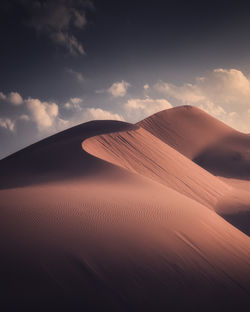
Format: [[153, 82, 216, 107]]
[[0, 118, 15, 132], [21, 0, 94, 55], [66, 68, 84, 82], [64, 97, 83, 111]]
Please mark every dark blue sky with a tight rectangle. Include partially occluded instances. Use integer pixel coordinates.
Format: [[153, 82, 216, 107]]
[[1, 0, 250, 158]]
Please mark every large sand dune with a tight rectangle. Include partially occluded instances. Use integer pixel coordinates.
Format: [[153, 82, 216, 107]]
[[0, 108, 250, 311]]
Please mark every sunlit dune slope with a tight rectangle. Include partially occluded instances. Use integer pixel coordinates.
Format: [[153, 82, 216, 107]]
[[83, 127, 230, 209], [138, 105, 250, 178], [1, 165, 250, 311]]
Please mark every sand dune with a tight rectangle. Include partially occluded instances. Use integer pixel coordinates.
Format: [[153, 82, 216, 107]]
[[0, 120, 136, 189], [0, 109, 250, 311], [138, 105, 250, 179], [137, 105, 250, 235], [83, 120, 250, 237], [83, 126, 230, 209]]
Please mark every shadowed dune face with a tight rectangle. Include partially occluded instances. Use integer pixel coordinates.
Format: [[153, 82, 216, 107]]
[[216, 178, 250, 236], [0, 120, 137, 189], [1, 108, 250, 311], [138, 105, 250, 179], [194, 133, 250, 179]]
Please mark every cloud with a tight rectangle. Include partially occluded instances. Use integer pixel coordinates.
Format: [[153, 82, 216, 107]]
[[143, 84, 149, 90], [19, 114, 30, 121], [95, 89, 105, 94], [70, 97, 82, 104], [0, 91, 65, 132], [155, 69, 250, 107], [0, 118, 15, 132], [25, 97, 60, 131], [84, 108, 124, 121], [125, 97, 172, 117], [0, 91, 23, 105], [0, 92, 6, 100], [0, 89, 124, 137], [8, 92, 23, 105], [66, 68, 84, 82], [108, 80, 130, 97], [51, 31, 84, 55], [154, 81, 204, 104], [72, 9, 87, 28], [23, 0, 93, 55], [64, 97, 83, 111], [154, 68, 250, 132]]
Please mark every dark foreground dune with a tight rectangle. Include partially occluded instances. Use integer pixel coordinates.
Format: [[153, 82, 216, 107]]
[[0, 106, 250, 312]]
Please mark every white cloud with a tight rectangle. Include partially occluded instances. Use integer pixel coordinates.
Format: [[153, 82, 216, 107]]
[[84, 108, 124, 121], [0, 91, 23, 105], [0, 92, 6, 100], [108, 80, 130, 97], [9, 92, 23, 105], [125, 97, 172, 117], [26, 97, 59, 131], [64, 97, 83, 111], [154, 81, 204, 104], [66, 68, 84, 82], [154, 68, 250, 132], [0, 118, 15, 132]]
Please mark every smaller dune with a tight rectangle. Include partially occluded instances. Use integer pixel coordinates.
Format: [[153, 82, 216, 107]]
[[138, 105, 250, 179]]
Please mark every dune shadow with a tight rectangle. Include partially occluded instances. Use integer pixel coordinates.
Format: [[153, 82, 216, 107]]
[[193, 133, 250, 180], [221, 211, 250, 236]]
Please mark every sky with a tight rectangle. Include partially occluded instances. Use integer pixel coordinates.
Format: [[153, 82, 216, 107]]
[[1, 0, 250, 158]]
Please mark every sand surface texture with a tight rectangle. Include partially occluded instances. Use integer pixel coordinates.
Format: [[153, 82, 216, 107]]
[[1, 107, 250, 311]]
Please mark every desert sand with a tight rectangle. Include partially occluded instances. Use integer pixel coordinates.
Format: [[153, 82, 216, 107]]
[[0, 106, 250, 311], [139, 105, 250, 179]]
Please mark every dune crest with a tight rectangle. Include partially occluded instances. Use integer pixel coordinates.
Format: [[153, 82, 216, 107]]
[[83, 126, 230, 209]]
